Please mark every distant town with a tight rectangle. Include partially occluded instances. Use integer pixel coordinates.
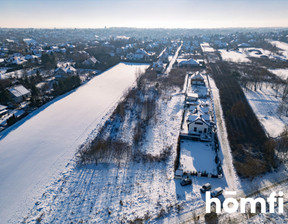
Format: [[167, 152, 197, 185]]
[[1, 28, 287, 133]]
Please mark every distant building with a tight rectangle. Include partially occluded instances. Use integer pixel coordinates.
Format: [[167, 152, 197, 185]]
[[238, 43, 250, 48], [6, 54, 27, 65], [82, 57, 100, 66], [126, 48, 152, 61], [23, 38, 37, 46], [152, 61, 165, 73], [191, 72, 205, 86], [7, 85, 31, 103], [54, 64, 77, 78], [0, 104, 8, 118], [178, 58, 200, 67]]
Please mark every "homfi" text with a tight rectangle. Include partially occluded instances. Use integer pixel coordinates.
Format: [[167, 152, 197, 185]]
[[206, 191, 284, 214]]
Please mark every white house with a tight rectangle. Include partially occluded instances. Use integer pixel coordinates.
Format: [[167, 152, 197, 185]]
[[6, 54, 27, 65], [82, 56, 100, 66], [187, 116, 211, 135], [191, 72, 205, 86], [7, 85, 31, 103], [126, 48, 152, 61], [185, 101, 213, 139], [178, 58, 200, 67], [54, 64, 76, 78]]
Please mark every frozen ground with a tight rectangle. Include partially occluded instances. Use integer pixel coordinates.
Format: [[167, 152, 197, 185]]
[[219, 49, 250, 63], [269, 68, 288, 80], [23, 83, 237, 223], [0, 62, 149, 223], [24, 88, 192, 223], [243, 84, 288, 137], [271, 40, 288, 58], [219, 46, 287, 63], [201, 43, 215, 53], [180, 140, 217, 174]]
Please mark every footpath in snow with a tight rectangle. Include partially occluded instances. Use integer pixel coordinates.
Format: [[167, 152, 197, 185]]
[[0, 62, 149, 223]]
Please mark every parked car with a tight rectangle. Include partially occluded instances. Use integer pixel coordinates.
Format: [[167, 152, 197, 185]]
[[217, 165, 223, 175], [211, 187, 223, 197], [180, 177, 192, 186], [200, 183, 211, 193]]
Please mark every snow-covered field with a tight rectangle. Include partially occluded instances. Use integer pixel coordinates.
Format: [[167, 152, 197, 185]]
[[0, 62, 149, 223], [24, 87, 191, 223], [271, 40, 288, 59], [219, 46, 288, 63], [21, 68, 241, 223], [243, 85, 288, 138], [23, 80, 241, 223], [219, 49, 250, 63], [180, 140, 217, 174], [201, 43, 215, 53], [269, 68, 288, 80], [240, 48, 271, 58]]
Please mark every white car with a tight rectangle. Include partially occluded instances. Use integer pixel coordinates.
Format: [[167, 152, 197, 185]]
[[211, 187, 223, 197], [200, 183, 211, 193]]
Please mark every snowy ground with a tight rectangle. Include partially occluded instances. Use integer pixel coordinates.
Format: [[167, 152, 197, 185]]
[[0, 62, 149, 223], [219, 46, 287, 63], [269, 68, 288, 80], [23, 84, 238, 223], [219, 49, 250, 63], [243, 84, 288, 137], [201, 43, 215, 53], [240, 47, 286, 61], [24, 87, 191, 223], [180, 140, 217, 174], [271, 40, 288, 59]]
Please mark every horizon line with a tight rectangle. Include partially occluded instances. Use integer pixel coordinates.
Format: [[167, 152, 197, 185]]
[[0, 26, 288, 30]]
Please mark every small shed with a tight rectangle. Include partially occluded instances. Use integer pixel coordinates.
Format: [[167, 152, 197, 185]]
[[7, 85, 31, 103], [175, 169, 184, 179]]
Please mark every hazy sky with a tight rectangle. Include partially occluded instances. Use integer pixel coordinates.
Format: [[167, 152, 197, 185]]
[[0, 0, 287, 28]]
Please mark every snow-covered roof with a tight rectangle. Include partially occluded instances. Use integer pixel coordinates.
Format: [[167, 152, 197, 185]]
[[187, 92, 199, 98], [201, 114, 210, 122], [187, 113, 199, 122], [24, 55, 39, 60], [23, 38, 37, 45], [238, 43, 250, 48], [8, 85, 30, 98], [188, 116, 210, 126], [5, 39, 14, 43], [55, 64, 77, 74], [115, 36, 130, 40], [198, 106, 209, 115], [179, 58, 199, 66], [83, 56, 99, 65], [0, 104, 7, 111], [191, 72, 205, 81], [135, 48, 150, 56]]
